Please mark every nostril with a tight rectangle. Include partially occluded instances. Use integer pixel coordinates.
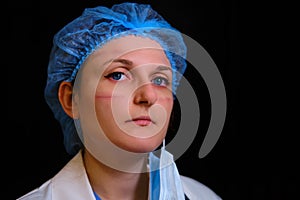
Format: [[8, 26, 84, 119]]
[[139, 100, 150, 105], [133, 84, 158, 106]]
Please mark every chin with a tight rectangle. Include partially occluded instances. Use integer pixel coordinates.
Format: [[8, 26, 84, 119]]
[[115, 136, 164, 153]]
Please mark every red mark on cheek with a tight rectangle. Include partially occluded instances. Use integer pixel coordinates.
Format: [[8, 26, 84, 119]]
[[95, 91, 115, 99], [95, 94, 124, 100], [158, 97, 173, 103], [95, 95, 112, 99]]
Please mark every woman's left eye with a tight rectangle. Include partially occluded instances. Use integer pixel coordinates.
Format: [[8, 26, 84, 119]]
[[105, 72, 127, 81], [152, 77, 169, 86]]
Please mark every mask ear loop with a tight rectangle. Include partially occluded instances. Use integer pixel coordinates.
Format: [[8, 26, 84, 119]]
[[159, 139, 185, 200]]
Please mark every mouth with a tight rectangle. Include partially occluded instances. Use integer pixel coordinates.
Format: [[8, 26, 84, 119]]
[[126, 116, 153, 126]]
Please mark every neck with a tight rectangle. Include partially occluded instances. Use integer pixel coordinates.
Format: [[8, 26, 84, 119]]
[[83, 149, 149, 200]]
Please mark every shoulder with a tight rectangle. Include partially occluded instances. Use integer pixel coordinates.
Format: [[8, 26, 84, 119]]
[[17, 179, 52, 200], [180, 175, 222, 200], [17, 152, 80, 200], [17, 151, 95, 200]]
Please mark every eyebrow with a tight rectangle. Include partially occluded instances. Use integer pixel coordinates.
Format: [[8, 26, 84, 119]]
[[104, 58, 171, 71], [112, 58, 133, 66], [155, 65, 172, 72], [102, 58, 133, 67]]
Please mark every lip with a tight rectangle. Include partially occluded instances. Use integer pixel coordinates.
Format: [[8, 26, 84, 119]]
[[126, 116, 153, 126]]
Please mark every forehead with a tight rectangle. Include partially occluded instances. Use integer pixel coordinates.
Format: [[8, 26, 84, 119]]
[[102, 35, 164, 53], [86, 35, 167, 66]]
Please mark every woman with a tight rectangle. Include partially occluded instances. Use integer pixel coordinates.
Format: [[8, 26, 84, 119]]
[[18, 2, 221, 200]]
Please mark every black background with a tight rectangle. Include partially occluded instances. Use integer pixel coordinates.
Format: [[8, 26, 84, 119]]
[[7, 0, 298, 199]]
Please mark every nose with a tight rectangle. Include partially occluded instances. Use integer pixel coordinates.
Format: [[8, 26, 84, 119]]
[[133, 83, 158, 106]]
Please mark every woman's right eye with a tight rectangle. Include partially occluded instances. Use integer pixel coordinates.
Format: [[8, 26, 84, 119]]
[[104, 72, 127, 81]]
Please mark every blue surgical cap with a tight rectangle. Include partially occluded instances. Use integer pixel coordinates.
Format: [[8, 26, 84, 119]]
[[44, 2, 187, 155]]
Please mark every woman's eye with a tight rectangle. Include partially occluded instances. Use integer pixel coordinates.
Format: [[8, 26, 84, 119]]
[[152, 77, 169, 86], [105, 72, 127, 81]]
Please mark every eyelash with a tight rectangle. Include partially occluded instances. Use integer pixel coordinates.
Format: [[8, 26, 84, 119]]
[[152, 76, 170, 86], [104, 72, 127, 81], [104, 71, 170, 87]]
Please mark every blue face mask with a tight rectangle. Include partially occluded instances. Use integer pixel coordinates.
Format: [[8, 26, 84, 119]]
[[149, 140, 185, 200]]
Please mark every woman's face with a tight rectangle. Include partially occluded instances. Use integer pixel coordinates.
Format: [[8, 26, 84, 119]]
[[78, 36, 173, 153]]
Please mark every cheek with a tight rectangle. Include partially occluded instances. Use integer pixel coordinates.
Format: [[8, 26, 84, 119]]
[[95, 93, 112, 110], [95, 91, 115, 121], [152, 97, 173, 128], [158, 96, 174, 112], [95, 92, 129, 120]]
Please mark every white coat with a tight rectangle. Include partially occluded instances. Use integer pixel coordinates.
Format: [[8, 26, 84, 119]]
[[17, 151, 221, 200]]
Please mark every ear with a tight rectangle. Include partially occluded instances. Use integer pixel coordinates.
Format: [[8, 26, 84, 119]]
[[58, 81, 79, 119]]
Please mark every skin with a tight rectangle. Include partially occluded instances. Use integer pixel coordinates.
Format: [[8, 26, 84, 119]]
[[58, 35, 174, 200]]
